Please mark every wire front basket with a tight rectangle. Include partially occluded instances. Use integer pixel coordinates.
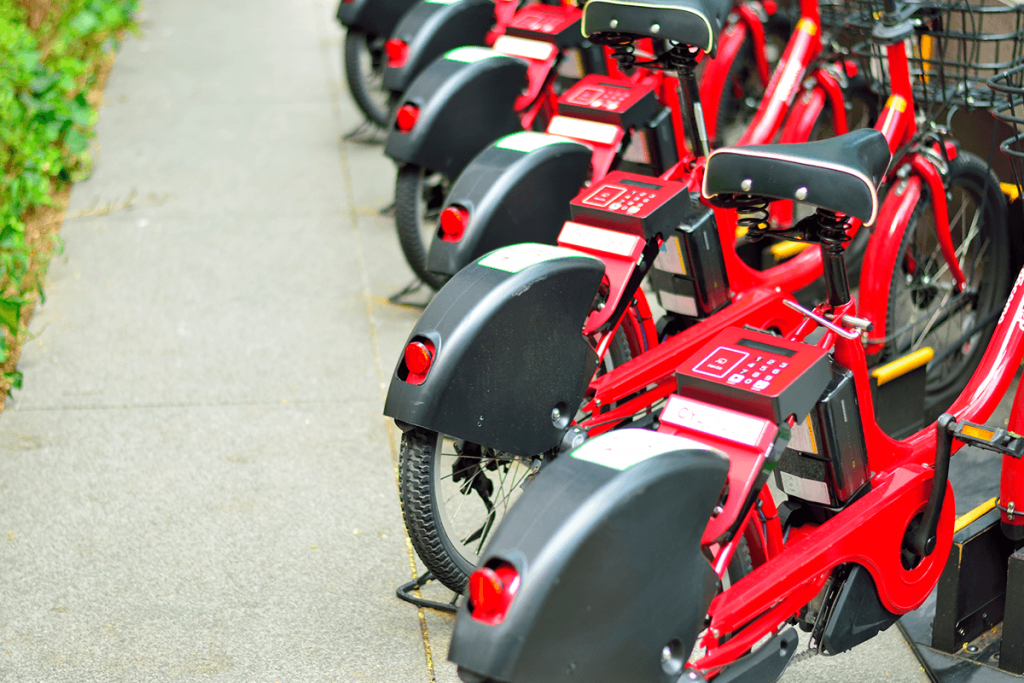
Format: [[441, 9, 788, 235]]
[[990, 63, 1024, 201], [850, 0, 1024, 116]]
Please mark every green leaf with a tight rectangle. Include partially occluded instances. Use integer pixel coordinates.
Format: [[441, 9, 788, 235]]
[[0, 298, 23, 334], [70, 11, 99, 34], [64, 128, 89, 153], [5, 370, 24, 392], [16, 50, 39, 71], [69, 99, 92, 127]]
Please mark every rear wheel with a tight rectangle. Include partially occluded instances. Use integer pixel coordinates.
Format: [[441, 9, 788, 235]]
[[344, 29, 395, 127], [399, 327, 638, 593], [883, 151, 1010, 415], [395, 164, 450, 290]]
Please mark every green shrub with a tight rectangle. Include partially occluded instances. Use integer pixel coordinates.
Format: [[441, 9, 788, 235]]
[[0, 0, 137, 389]]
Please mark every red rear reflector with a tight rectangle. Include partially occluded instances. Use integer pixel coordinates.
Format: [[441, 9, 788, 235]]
[[385, 39, 409, 68], [395, 104, 419, 133], [439, 206, 470, 242], [469, 562, 520, 625], [404, 340, 434, 384]]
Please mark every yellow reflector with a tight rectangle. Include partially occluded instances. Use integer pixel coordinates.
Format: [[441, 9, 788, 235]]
[[961, 424, 995, 442], [771, 241, 810, 262], [871, 347, 934, 387], [1002, 182, 1020, 202]]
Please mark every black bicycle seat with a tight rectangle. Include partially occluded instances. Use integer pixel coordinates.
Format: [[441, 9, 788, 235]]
[[702, 129, 892, 225], [581, 0, 733, 57]]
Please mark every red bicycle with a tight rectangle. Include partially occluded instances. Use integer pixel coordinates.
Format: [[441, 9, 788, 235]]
[[445, 2, 1024, 681], [387, 0, 802, 290], [420, 0, 880, 302], [385, 0, 1017, 599]]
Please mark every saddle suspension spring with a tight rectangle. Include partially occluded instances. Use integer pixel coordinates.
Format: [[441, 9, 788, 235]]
[[590, 32, 636, 71], [815, 209, 851, 251], [660, 43, 700, 74], [716, 194, 771, 241]]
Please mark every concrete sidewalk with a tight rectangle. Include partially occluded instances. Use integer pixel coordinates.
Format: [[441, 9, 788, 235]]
[[0, 1, 931, 681]]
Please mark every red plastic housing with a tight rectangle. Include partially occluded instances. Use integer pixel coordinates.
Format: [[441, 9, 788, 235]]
[[469, 562, 520, 625], [385, 38, 409, 68], [395, 104, 419, 133], [403, 340, 434, 385]]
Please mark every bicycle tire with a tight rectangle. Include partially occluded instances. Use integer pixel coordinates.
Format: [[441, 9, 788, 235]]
[[395, 164, 449, 291], [398, 327, 636, 593], [344, 29, 393, 127], [883, 150, 1010, 416]]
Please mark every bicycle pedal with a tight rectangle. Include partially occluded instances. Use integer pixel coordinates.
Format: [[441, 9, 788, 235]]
[[952, 419, 1024, 458]]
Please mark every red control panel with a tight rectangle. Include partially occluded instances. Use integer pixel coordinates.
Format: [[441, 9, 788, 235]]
[[570, 171, 691, 240], [675, 327, 833, 424], [557, 75, 657, 128], [505, 5, 581, 46]]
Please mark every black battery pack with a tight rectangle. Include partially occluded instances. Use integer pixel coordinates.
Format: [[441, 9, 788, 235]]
[[649, 199, 729, 318], [775, 366, 869, 510]]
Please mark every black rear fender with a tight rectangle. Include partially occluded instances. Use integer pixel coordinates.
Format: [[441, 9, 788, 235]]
[[383, 244, 604, 456], [382, 0, 496, 92], [427, 132, 592, 277], [449, 429, 729, 683], [384, 51, 527, 177], [336, 0, 418, 36]]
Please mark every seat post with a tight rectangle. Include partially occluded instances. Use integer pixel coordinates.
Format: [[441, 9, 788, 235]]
[[817, 210, 853, 307], [672, 50, 710, 160]]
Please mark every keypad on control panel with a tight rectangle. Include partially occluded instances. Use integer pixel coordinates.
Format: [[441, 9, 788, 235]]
[[582, 183, 657, 216], [510, 10, 572, 34], [566, 85, 632, 111], [724, 354, 790, 391]]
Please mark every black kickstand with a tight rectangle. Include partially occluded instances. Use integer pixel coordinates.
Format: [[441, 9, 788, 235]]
[[343, 119, 386, 144], [396, 571, 460, 614], [378, 201, 395, 217], [388, 279, 432, 309]]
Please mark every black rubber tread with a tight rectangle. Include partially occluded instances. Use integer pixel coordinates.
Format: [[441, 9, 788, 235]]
[[604, 325, 633, 371], [395, 165, 448, 291], [399, 428, 473, 593], [344, 29, 392, 128], [728, 535, 753, 581], [883, 150, 1010, 416]]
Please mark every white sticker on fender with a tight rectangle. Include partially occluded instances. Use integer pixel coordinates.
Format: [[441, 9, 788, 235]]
[[572, 429, 715, 471], [661, 395, 769, 447], [546, 115, 621, 145], [493, 35, 556, 61], [444, 46, 500, 64], [477, 243, 596, 273], [558, 221, 641, 257]]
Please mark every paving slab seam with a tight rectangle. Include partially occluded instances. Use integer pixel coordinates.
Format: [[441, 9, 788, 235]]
[[310, 2, 438, 681], [6, 398, 373, 412]]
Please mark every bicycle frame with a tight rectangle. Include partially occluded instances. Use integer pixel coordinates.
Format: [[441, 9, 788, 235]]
[[677, 260, 1024, 675], [580, 19, 973, 438], [858, 39, 970, 356]]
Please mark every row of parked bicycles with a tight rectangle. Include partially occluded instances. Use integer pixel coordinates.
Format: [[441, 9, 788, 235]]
[[339, 0, 1024, 679]]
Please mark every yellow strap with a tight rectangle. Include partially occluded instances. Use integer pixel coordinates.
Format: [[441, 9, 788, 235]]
[[954, 497, 998, 534], [871, 347, 934, 387]]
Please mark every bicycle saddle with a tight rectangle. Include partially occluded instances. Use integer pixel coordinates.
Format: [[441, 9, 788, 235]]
[[581, 0, 733, 57], [702, 129, 892, 225]]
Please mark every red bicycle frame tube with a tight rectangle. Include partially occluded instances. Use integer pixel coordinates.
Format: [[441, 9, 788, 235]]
[[856, 39, 969, 354], [580, 287, 805, 434], [699, 2, 773, 145], [690, 270, 1024, 673]]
